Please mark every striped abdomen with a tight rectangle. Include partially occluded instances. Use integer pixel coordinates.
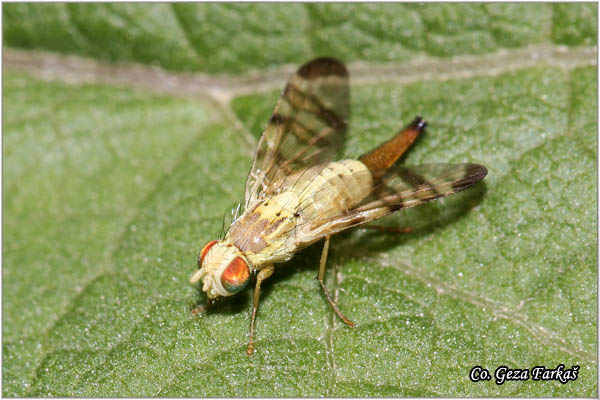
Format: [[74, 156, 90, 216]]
[[294, 159, 373, 223]]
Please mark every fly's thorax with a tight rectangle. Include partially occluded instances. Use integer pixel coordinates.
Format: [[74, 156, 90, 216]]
[[226, 191, 300, 265], [190, 240, 251, 299]]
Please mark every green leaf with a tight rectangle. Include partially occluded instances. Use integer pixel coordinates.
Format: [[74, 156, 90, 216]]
[[3, 3, 597, 397], [3, 3, 597, 73]]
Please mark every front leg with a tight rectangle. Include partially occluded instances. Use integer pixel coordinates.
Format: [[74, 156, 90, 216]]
[[191, 299, 216, 315], [247, 264, 275, 356]]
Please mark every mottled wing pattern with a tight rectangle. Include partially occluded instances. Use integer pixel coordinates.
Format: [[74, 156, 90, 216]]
[[305, 163, 487, 239], [244, 58, 350, 209]]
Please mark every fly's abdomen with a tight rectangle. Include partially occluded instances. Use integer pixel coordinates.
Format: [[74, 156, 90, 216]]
[[297, 159, 373, 222]]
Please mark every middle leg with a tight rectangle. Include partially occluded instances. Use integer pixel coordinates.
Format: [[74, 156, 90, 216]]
[[318, 235, 355, 327]]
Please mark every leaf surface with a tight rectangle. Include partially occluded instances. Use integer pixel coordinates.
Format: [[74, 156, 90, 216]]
[[2, 3, 597, 397]]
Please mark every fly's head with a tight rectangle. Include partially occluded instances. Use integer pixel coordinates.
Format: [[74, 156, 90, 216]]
[[190, 239, 251, 299]]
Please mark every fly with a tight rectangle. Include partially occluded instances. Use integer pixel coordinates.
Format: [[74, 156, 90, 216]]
[[190, 57, 487, 355]]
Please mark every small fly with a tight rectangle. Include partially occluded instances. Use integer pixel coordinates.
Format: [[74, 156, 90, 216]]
[[190, 58, 487, 355]]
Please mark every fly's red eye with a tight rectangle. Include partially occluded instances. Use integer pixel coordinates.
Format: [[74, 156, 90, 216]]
[[221, 257, 250, 294], [198, 240, 218, 268]]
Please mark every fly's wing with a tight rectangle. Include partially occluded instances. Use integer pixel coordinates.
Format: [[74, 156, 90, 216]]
[[302, 163, 487, 241], [244, 58, 349, 209]]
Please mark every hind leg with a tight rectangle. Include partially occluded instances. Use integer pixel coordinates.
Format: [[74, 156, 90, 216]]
[[360, 225, 412, 233]]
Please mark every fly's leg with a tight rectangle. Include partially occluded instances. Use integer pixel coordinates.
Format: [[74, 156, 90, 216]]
[[191, 299, 216, 315], [318, 235, 355, 327], [360, 225, 412, 234], [191, 304, 208, 315], [247, 264, 275, 356]]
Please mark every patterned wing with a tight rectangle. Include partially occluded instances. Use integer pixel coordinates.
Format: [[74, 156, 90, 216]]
[[244, 57, 350, 209], [302, 163, 487, 241]]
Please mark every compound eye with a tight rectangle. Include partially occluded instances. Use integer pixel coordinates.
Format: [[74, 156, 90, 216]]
[[220, 257, 250, 294], [198, 240, 218, 268]]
